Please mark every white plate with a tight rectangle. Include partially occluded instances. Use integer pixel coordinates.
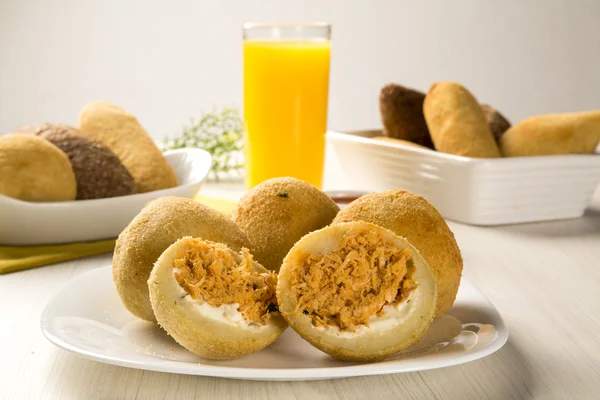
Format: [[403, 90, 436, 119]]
[[0, 148, 211, 245], [327, 130, 600, 226], [41, 266, 508, 381]]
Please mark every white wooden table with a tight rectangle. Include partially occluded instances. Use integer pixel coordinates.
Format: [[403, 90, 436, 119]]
[[1, 183, 599, 400]]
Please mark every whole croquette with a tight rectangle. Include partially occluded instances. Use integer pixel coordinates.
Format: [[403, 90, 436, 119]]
[[481, 104, 511, 142], [78, 101, 178, 193], [0, 133, 76, 201], [379, 83, 434, 148], [500, 111, 600, 157], [332, 190, 462, 317], [113, 196, 250, 322], [35, 123, 136, 200], [423, 82, 501, 158], [232, 177, 340, 272]]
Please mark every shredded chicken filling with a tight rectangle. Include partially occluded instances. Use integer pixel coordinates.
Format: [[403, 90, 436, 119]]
[[290, 230, 417, 331], [173, 240, 278, 325]]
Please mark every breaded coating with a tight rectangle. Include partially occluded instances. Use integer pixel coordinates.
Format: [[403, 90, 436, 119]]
[[423, 82, 501, 158], [78, 101, 178, 193], [36, 124, 136, 199], [232, 177, 339, 272], [333, 190, 462, 317], [379, 83, 434, 148], [0, 133, 76, 201], [113, 196, 250, 322], [500, 111, 600, 157]]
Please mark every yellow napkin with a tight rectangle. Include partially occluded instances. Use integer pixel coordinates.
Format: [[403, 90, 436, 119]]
[[0, 195, 238, 275]]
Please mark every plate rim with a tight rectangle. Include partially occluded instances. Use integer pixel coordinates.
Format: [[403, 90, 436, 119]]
[[41, 266, 509, 381]]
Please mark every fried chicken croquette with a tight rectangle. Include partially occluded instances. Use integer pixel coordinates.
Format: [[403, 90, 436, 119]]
[[113, 196, 250, 322], [232, 177, 339, 272], [149, 237, 287, 360], [277, 221, 436, 361]]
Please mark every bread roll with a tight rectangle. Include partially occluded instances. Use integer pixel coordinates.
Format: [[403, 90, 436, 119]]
[[423, 82, 501, 158], [78, 102, 178, 192], [0, 134, 76, 201], [500, 111, 600, 157], [36, 124, 136, 199], [379, 84, 433, 148]]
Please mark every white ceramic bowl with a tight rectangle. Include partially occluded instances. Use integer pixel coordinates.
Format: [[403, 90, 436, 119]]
[[326, 130, 600, 226], [0, 148, 211, 245]]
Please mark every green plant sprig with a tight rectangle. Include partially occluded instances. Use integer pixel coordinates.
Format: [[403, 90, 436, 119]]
[[162, 107, 244, 181]]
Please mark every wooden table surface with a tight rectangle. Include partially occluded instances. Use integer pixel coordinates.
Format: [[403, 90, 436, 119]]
[[1, 184, 599, 400]]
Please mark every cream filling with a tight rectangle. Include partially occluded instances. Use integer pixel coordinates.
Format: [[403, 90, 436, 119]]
[[314, 287, 419, 338], [173, 268, 269, 332]]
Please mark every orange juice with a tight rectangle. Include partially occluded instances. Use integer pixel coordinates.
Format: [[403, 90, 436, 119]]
[[243, 40, 330, 188]]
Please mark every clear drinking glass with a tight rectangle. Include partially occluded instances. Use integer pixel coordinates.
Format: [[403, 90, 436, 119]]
[[243, 23, 331, 188]]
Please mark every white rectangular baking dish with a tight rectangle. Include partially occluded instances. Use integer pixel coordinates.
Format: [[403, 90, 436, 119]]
[[326, 130, 600, 225]]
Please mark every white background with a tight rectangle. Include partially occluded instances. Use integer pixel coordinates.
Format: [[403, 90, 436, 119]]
[[1, 0, 599, 138]]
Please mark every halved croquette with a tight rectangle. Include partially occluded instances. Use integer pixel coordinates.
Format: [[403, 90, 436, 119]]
[[277, 221, 437, 361], [149, 237, 287, 360]]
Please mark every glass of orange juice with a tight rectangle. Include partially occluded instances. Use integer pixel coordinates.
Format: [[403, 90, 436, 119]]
[[243, 23, 331, 188]]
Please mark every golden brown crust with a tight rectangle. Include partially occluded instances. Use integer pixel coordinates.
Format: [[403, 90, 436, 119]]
[[332, 190, 462, 317], [500, 111, 600, 157], [232, 177, 339, 272], [0, 133, 76, 201], [423, 82, 501, 158], [379, 84, 433, 148], [78, 101, 178, 193], [113, 196, 250, 322]]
